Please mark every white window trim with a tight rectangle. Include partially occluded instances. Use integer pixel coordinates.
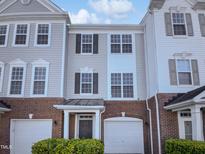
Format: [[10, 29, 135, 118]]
[[0, 62, 4, 92], [175, 59, 194, 87], [171, 12, 188, 37], [75, 114, 95, 139], [81, 34, 93, 55], [80, 73, 93, 95], [110, 34, 133, 54], [30, 59, 49, 97], [12, 23, 30, 47], [0, 24, 9, 47], [7, 59, 27, 97], [111, 72, 134, 99], [34, 23, 51, 47]]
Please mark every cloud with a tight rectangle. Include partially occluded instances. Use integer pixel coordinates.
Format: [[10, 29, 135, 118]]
[[89, 0, 135, 19], [69, 9, 101, 24]]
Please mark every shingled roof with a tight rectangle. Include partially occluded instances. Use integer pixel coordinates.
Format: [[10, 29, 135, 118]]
[[165, 86, 205, 106], [63, 99, 104, 106]]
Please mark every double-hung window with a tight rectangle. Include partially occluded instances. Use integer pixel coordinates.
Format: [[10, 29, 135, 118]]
[[82, 34, 93, 54], [111, 34, 132, 53], [177, 59, 192, 85], [32, 67, 48, 95], [14, 24, 29, 46], [0, 25, 8, 46], [9, 66, 25, 95], [172, 13, 186, 35], [111, 73, 134, 98], [36, 24, 50, 46], [81, 73, 93, 94]]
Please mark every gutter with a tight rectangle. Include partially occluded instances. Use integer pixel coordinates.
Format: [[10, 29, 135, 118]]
[[155, 94, 161, 154], [146, 98, 154, 154], [53, 105, 105, 110]]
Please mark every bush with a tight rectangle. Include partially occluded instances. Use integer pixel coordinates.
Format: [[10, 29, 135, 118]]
[[165, 139, 205, 154], [32, 138, 104, 154]]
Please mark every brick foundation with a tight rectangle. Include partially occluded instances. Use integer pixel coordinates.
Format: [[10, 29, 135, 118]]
[[0, 98, 64, 154]]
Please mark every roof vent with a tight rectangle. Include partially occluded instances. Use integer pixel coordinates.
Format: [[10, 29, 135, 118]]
[[20, 0, 32, 5]]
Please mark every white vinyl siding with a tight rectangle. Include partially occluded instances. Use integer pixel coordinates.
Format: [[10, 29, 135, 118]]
[[81, 34, 93, 54], [0, 25, 8, 47], [35, 24, 50, 46], [13, 24, 29, 46]]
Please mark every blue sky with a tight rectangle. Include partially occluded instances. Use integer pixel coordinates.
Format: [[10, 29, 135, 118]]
[[52, 0, 150, 24]]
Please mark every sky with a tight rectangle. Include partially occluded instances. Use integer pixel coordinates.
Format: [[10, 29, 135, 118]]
[[52, 0, 150, 24]]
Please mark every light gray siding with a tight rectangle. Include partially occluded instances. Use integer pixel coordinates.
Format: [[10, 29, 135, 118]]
[[0, 22, 65, 97], [65, 33, 107, 99]]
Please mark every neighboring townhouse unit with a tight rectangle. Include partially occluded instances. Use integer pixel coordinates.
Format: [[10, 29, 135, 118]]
[[1, 0, 205, 154]]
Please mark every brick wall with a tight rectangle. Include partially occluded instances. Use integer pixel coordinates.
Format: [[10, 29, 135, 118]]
[[0, 98, 63, 154], [102, 101, 151, 154]]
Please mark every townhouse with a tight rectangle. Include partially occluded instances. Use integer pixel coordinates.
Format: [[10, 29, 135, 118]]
[[1, 0, 205, 154]]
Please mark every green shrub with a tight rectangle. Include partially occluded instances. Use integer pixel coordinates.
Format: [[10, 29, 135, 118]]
[[32, 138, 103, 154], [165, 139, 205, 154]]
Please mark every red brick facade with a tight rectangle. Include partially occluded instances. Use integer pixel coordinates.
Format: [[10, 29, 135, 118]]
[[0, 98, 64, 154]]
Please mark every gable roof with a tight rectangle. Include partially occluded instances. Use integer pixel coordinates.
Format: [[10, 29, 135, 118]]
[[165, 86, 205, 107]]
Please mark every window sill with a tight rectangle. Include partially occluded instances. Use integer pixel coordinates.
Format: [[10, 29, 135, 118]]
[[12, 44, 28, 47], [34, 44, 50, 48], [172, 35, 188, 39]]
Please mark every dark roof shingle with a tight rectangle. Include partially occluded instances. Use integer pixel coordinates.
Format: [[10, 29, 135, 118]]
[[63, 99, 104, 106]]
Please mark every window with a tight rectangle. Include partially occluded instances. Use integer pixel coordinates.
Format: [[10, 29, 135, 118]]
[[172, 13, 186, 35], [36, 24, 50, 45], [177, 60, 192, 85], [82, 34, 93, 53], [111, 73, 134, 98], [14, 24, 29, 45], [0, 63, 4, 92], [184, 121, 192, 140], [111, 34, 132, 53], [9, 67, 25, 95], [81, 73, 93, 94], [0, 25, 8, 46], [32, 67, 47, 95]]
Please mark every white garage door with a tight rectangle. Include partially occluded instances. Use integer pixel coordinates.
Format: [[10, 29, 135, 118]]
[[104, 117, 144, 154], [10, 119, 52, 154]]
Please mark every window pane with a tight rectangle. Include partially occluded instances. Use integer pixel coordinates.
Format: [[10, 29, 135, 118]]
[[37, 24, 49, 45], [10, 81, 22, 94], [81, 83, 92, 93], [82, 73, 92, 82], [81, 73, 92, 94], [82, 34, 92, 43], [111, 35, 120, 43], [111, 86, 121, 98], [82, 44, 92, 53], [111, 44, 121, 53], [33, 81, 45, 94], [0, 25, 7, 35], [37, 35, 48, 45], [111, 73, 121, 85], [0, 36, 5, 45], [178, 72, 192, 85], [123, 73, 133, 85], [177, 60, 191, 72], [122, 44, 132, 53], [122, 34, 132, 43], [16, 25, 27, 34], [38, 24, 49, 34], [172, 13, 185, 24], [184, 121, 192, 140], [173, 25, 186, 35], [123, 86, 134, 98], [34, 67, 46, 80], [11, 67, 23, 80], [15, 35, 26, 44]]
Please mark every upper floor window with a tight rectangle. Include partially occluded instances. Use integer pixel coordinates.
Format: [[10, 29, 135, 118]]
[[14, 24, 29, 46], [177, 59, 192, 85], [9, 66, 25, 95], [172, 13, 186, 35], [111, 34, 132, 53], [36, 24, 50, 46], [82, 34, 93, 54], [111, 73, 134, 98], [81, 73, 93, 94], [0, 62, 4, 92], [0, 25, 8, 47], [32, 67, 48, 96]]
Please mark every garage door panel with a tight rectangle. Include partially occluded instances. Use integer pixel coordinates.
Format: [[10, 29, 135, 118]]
[[104, 118, 144, 154], [11, 120, 52, 154]]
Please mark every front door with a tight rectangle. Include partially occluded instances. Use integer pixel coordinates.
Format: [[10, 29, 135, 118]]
[[79, 120, 93, 138]]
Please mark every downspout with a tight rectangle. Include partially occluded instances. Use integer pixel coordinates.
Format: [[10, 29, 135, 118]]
[[146, 98, 154, 154], [99, 107, 106, 140], [155, 93, 161, 154]]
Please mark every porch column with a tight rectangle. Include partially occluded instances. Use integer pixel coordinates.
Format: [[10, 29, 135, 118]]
[[64, 111, 69, 139], [94, 110, 100, 139], [191, 105, 204, 141]]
